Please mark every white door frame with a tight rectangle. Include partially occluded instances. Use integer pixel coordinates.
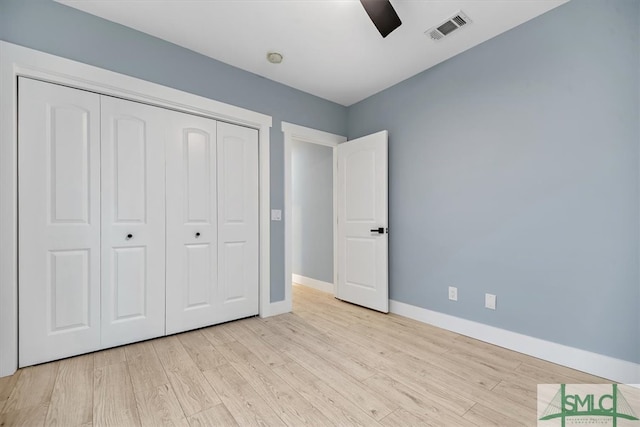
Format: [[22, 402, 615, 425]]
[[0, 41, 274, 377], [282, 122, 346, 309]]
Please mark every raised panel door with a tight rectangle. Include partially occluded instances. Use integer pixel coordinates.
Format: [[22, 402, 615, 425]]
[[217, 122, 259, 320], [18, 77, 101, 367], [165, 112, 218, 334], [100, 96, 166, 347], [337, 131, 389, 313]]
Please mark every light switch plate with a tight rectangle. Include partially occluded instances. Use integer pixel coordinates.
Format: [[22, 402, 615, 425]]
[[271, 209, 282, 221], [485, 293, 496, 310]]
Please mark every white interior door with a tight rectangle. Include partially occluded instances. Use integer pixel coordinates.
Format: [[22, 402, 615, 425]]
[[165, 112, 219, 334], [100, 96, 167, 347], [18, 78, 102, 367], [216, 122, 259, 320], [337, 130, 389, 313]]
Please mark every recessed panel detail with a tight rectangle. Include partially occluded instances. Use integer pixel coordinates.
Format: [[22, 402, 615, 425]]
[[114, 117, 146, 222], [345, 150, 376, 222], [49, 105, 90, 223], [184, 130, 211, 223], [223, 137, 245, 223], [223, 241, 245, 302], [48, 250, 90, 332], [113, 246, 147, 321], [345, 238, 376, 290], [185, 243, 212, 308]]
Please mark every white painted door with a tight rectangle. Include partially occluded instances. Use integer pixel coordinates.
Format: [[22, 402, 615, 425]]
[[165, 112, 219, 334], [165, 118, 259, 333], [100, 96, 167, 347], [18, 78, 102, 367], [337, 130, 389, 313], [18, 78, 262, 365], [216, 122, 259, 320]]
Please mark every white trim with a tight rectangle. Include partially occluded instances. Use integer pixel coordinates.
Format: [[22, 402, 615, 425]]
[[0, 42, 18, 379], [258, 126, 272, 321], [282, 121, 345, 311], [282, 122, 345, 147], [332, 150, 338, 296], [0, 41, 274, 377], [283, 129, 294, 312], [264, 299, 293, 317], [390, 299, 640, 384], [292, 274, 334, 294]]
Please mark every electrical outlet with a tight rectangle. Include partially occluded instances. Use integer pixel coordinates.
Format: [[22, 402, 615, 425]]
[[271, 209, 282, 221], [448, 286, 458, 301], [485, 293, 496, 310]]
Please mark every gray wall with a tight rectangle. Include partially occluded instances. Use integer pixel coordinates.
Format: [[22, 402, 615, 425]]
[[0, 0, 347, 303], [348, 0, 640, 363], [292, 140, 333, 283]]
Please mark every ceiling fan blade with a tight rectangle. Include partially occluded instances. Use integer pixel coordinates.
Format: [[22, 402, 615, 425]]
[[359, 0, 402, 38]]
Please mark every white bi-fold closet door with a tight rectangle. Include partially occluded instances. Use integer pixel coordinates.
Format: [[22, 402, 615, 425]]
[[18, 78, 102, 366], [18, 77, 259, 367], [100, 95, 167, 348], [165, 113, 259, 335]]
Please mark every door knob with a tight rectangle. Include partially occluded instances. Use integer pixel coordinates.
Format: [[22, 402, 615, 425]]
[[195, 232, 201, 238], [370, 227, 385, 234], [126, 233, 133, 240]]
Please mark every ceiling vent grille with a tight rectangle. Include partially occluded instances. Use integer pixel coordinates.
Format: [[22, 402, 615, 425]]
[[426, 11, 471, 41]]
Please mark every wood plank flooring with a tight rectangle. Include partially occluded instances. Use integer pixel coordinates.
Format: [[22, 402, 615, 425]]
[[0, 284, 614, 426]]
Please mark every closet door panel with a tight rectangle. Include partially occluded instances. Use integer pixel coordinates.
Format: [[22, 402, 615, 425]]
[[184, 243, 213, 307], [184, 130, 213, 222], [48, 250, 90, 329], [101, 96, 166, 347], [217, 122, 259, 318], [166, 113, 218, 334], [112, 117, 147, 222], [18, 78, 101, 367], [112, 246, 147, 318]]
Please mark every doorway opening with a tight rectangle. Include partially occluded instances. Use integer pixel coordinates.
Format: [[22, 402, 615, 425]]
[[283, 123, 345, 311]]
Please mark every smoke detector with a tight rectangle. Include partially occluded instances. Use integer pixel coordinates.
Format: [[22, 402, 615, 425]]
[[267, 52, 283, 64], [425, 11, 471, 41]]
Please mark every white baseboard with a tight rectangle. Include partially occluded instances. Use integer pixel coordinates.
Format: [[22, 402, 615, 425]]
[[390, 299, 640, 384], [292, 274, 334, 294]]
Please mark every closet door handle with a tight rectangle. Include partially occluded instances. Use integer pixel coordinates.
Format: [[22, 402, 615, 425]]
[[195, 232, 201, 238], [126, 233, 133, 240]]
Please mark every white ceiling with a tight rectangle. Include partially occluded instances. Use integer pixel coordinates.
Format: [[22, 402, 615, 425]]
[[57, 0, 568, 106]]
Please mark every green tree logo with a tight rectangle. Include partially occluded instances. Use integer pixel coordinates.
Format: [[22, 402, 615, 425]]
[[539, 384, 639, 427]]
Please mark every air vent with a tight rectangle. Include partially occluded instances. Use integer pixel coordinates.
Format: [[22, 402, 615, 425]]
[[425, 11, 471, 41]]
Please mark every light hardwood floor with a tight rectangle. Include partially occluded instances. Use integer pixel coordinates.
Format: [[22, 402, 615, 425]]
[[0, 284, 610, 426]]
